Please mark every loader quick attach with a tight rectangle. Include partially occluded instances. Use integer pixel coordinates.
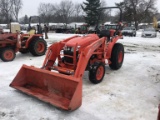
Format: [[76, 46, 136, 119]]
[[10, 7, 124, 111]]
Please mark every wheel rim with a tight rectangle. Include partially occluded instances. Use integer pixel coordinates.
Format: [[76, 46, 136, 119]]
[[118, 51, 123, 63], [96, 66, 104, 81], [37, 42, 45, 53], [4, 50, 14, 60]]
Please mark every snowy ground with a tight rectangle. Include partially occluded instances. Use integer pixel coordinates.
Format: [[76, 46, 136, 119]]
[[0, 31, 160, 120]]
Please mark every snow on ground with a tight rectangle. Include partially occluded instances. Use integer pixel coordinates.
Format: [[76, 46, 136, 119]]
[[0, 31, 160, 120]]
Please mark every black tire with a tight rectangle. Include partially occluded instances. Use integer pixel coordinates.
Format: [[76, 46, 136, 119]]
[[0, 48, 16, 62], [29, 38, 47, 56], [89, 62, 105, 84], [109, 43, 124, 70], [19, 49, 29, 54]]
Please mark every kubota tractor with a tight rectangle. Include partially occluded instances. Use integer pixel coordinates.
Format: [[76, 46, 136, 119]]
[[10, 7, 124, 110], [0, 16, 47, 62]]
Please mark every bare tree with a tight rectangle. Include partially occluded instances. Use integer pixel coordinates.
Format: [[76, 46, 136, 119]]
[[19, 15, 29, 24], [138, 0, 158, 22], [0, 0, 14, 23], [12, 0, 23, 22], [73, 3, 83, 22], [99, 0, 109, 23], [57, 0, 75, 24], [36, 1, 108, 24], [38, 3, 55, 24], [120, 0, 158, 29]]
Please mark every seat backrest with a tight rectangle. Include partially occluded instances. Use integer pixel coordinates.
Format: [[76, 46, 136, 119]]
[[29, 29, 35, 35], [99, 30, 110, 38]]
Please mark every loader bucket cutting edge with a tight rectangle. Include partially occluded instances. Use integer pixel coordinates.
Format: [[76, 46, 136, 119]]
[[10, 65, 82, 111]]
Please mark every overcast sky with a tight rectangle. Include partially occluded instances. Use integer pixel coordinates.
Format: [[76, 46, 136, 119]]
[[19, 0, 123, 17], [19, 0, 160, 18]]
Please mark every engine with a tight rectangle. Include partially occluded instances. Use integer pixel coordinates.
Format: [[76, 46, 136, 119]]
[[62, 34, 99, 64]]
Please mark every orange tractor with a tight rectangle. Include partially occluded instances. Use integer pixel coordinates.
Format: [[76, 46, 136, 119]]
[[0, 16, 47, 62], [10, 7, 124, 110]]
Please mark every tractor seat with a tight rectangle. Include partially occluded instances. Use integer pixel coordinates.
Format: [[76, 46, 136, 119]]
[[29, 29, 36, 35], [23, 29, 36, 38], [99, 30, 111, 41]]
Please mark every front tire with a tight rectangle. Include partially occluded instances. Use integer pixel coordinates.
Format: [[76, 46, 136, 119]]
[[29, 38, 47, 56], [0, 48, 16, 62], [89, 62, 105, 84], [109, 43, 124, 70]]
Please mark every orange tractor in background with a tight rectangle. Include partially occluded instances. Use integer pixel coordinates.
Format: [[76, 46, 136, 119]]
[[75, 23, 88, 34], [10, 7, 124, 110], [0, 16, 47, 62]]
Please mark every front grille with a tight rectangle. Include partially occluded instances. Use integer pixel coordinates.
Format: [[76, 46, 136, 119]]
[[64, 50, 74, 63], [64, 50, 78, 64], [145, 34, 151, 36]]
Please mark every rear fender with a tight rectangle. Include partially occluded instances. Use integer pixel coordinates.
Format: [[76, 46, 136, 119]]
[[106, 36, 121, 59], [24, 34, 43, 48]]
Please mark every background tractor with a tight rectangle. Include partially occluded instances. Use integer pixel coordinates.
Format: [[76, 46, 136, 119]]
[[0, 16, 47, 62]]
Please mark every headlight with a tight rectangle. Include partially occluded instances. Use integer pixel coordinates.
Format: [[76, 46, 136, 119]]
[[63, 45, 74, 52], [63, 45, 67, 51], [71, 47, 74, 52], [151, 33, 155, 36], [63, 45, 81, 52], [76, 46, 81, 51]]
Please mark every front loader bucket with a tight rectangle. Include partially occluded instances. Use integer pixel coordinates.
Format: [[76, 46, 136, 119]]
[[10, 65, 82, 111]]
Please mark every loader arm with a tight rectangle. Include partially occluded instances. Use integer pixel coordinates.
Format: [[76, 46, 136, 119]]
[[74, 37, 106, 78], [42, 35, 79, 70], [42, 42, 63, 70]]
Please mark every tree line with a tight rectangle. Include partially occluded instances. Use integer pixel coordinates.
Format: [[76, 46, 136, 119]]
[[116, 0, 158, 29], [19, 0, 86, 25], [0, 0, 159, 29], [19, 0, 109, 25], [0, 0, 22, 23]]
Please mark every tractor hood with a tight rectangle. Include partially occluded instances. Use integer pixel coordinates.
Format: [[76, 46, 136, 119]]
[[65, 34, 99, 48]]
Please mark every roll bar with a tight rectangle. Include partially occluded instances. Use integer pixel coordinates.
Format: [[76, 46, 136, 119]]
[[98, 7, 122, 22], [28, 16, 41, 31]]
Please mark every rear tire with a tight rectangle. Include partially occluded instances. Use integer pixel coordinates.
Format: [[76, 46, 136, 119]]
[[109, 43, 124, 70], [89, 62, 105, 84], [0, 48, 16, 62], [29, 38, 47, 56]]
